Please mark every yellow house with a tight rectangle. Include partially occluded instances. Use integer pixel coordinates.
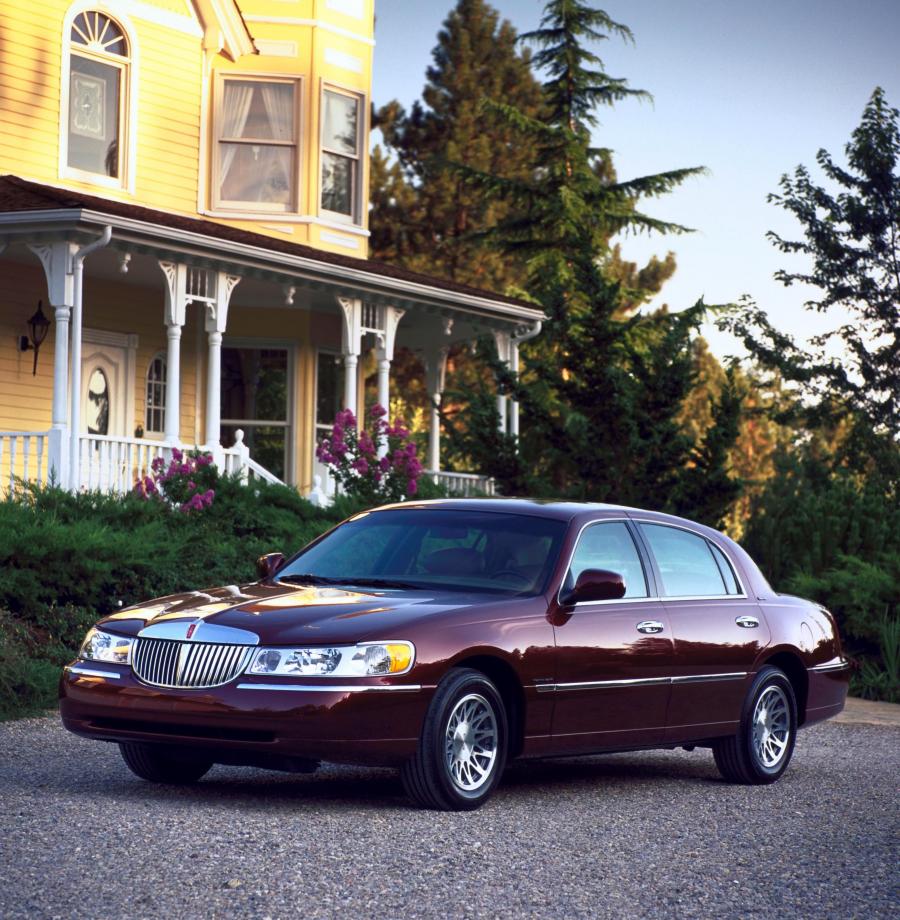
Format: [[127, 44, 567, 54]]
[[0, 0, 542, 498]]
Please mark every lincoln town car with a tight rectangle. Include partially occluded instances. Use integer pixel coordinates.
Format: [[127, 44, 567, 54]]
[[60, 499, 850, 810]]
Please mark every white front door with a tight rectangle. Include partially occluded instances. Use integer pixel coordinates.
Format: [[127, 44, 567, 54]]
[[81, 343, 129, 438]]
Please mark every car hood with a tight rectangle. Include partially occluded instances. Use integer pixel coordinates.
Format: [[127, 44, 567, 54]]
[[96, 580, 492, 646]]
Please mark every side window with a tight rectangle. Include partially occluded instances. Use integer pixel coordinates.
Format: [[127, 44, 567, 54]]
[[640, 524, 727, 597], [567, 522, 648, 598], [709, 542, 741, 595], [145, 352, 166, 434]]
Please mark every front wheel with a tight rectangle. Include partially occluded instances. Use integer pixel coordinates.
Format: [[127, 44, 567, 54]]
[[119, 742, 213, 784], [713, 666, 797, 784], [401, 668, 507, 810]]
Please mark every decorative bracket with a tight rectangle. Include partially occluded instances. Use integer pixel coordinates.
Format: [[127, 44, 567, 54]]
[[29, 241, 79, 308], [206, 272, 241, 334], [337, 295, 362, 358]]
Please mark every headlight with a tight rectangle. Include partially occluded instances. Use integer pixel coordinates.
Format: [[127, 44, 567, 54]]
[[79, 628, 134, 665], [247, 641, 414, 677]]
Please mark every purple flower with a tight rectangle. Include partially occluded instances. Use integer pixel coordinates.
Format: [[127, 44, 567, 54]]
[[171, 447, 183, 462], [358, 431, 375, 457], [407, 478, 418, 496], [370, 404, 387, 419], [187, 480, 196, 491], [352, 457, 369, 475]]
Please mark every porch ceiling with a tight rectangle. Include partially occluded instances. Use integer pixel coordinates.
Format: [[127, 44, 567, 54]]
[[0, 175, 543, 335]]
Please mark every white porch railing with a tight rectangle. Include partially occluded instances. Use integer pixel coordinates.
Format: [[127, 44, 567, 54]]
[[0, 430, 51, 497], [427, 470, 496, 497], [221, 430, 284, 486], [79, 434, 175, 493]]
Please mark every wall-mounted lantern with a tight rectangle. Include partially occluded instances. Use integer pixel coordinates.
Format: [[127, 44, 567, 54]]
[[19, 300, 51, 376]]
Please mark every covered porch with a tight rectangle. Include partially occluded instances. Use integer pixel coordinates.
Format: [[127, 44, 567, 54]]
[[0, 177, 542, 500]]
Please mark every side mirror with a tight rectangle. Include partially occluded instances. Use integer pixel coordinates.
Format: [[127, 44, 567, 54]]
[[562, 569, 626, 605], [257, 552, 285, 580]]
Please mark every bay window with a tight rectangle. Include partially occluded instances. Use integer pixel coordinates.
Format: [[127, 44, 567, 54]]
[[215, 77, 300, 211], [320, 88, 363, 223]]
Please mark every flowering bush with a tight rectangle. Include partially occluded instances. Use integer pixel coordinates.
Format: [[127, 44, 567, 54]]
[[316, 404, 423, 504], [134, 448, 217, 513]]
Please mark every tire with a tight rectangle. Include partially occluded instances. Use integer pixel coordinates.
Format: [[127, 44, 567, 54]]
[[119, 742, 213, 784], [713, 666, 797, 785], [401, 668, 508, 811]]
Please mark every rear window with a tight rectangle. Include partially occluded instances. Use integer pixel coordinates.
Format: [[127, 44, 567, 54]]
[[639, 523, 728, 597]]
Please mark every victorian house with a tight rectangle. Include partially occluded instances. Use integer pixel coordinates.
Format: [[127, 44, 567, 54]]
[[0, 0, 541, 499]]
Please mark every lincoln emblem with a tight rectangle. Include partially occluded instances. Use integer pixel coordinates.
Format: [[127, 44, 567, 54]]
[[185, 623, 197, 639]]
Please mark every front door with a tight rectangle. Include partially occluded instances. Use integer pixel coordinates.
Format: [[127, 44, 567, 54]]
[[81, 342, 129, 439], [550, 520, 674, 754]]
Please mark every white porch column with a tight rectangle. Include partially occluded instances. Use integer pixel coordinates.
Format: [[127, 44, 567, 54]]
[[28, 241, 78, 487], [492, 329, 512, 435], [204, 272, 241, 449], [374, 304, 406, 456], [509, 340, 520, 439], [425, 345, 450, 473], [159, 262, 188, 444], [337, 296, 362, 417]]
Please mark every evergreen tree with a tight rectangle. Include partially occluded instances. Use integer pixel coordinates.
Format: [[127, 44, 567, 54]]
[[443, 1, 741, 524], [371, 0, 543, 292]]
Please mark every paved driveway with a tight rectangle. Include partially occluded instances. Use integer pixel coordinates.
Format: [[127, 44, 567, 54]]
[[1, 715, 897, 919]]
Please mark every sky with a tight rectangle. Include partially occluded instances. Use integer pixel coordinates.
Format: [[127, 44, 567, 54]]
[[370, 0, 900, 360]]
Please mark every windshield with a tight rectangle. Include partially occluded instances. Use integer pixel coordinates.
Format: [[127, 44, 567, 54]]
[[277, 509, 567, 596]]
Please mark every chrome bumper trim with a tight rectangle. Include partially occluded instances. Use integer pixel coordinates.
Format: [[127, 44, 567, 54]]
[[536, 671, 748, 693], [65, 666, 121, 680], [808, 660, 851, 673], [236, 683, 422, 693]]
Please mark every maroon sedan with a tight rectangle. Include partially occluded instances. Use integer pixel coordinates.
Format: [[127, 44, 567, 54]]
[[60, 500, 849, 810]]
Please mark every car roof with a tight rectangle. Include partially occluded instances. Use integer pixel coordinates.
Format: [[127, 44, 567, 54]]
[[369, 497, 699, 527]]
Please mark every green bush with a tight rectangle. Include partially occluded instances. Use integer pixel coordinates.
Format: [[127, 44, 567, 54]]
[[0, 478, 361, 719]]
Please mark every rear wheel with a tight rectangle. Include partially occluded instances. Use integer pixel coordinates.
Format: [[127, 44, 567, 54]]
[[401, 668, 507, 810], [119, 742, 213, 784], [713, 666, 797, 784]]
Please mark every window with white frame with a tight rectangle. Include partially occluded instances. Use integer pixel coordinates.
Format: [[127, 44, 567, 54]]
[[145, 353, 166, 434], [320, 88, 363, 223], [215, 77, 299, 211], [67, 11, 129, 180]]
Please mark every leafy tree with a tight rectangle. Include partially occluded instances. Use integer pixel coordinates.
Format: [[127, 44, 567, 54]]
[[720, 87, 900, 455]]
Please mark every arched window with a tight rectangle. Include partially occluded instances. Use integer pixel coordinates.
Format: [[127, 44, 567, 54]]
[[145, 353, 166, 434], [66, 10, 130, 180]]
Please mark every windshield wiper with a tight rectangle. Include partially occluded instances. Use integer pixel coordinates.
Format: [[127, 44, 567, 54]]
[[338, 577, 422, 590], [276, 574, 420, 591], [275, 573, 343, 586]]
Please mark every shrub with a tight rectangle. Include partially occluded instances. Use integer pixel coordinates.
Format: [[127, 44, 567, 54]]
[[316, 404, 424, 504]]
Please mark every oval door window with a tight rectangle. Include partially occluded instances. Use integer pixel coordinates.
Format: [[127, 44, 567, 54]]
[[86, 368, 110, 435]]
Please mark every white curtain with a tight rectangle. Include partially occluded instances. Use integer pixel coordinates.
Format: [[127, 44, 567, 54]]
[[257, 84, 294, 203], [219, 82, 254, 192]]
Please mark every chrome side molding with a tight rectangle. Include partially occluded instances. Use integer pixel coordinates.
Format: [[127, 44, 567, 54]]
[[65, 666, 121, 680], [536, 671, 748, 693], [236, 683, 422, 693]]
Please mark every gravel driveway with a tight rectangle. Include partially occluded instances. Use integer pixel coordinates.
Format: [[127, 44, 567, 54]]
[[2, 715, 897, 919]]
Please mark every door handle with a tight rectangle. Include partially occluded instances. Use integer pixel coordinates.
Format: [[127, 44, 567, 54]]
[[636, 620, 664, 634], [735, 615, 760, 628]]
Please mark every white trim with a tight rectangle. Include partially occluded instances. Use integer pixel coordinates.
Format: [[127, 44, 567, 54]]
[[324, 47, 363, 74], [319, 231, 359, 250], [242, 16, 375, 47], [255, 39, 298, 58], [59, 3, 140, 195], [0, 208, 545, 323], [199, 209, 371, 236], [325, 0, 364, 19]]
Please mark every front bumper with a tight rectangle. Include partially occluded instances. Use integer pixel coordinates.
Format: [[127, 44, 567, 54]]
[[59, 662, 432, 767]]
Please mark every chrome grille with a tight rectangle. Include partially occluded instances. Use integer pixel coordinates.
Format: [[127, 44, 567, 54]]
[[132, 639, 252, 689]]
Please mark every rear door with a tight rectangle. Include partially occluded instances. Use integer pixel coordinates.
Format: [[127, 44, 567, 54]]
[[549, 520, 675, 754], [634, 521, 771, 743]]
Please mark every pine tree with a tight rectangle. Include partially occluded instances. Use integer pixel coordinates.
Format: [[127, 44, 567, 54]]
[[371, 0, 543, 292], [443, 1, 741, 523]]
